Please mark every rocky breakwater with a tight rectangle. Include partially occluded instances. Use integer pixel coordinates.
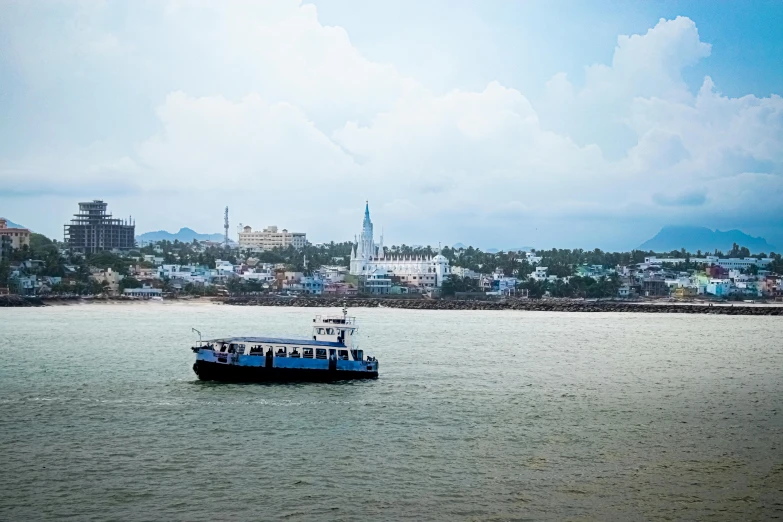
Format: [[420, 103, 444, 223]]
[[223, 297, 783, 316], [0, 295, 45, 307]]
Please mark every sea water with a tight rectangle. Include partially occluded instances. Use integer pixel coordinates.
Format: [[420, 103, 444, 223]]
[[1, 304, 781, 521]]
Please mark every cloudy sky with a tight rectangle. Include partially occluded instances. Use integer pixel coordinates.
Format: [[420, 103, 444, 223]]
[[1, 0, 781, 250]]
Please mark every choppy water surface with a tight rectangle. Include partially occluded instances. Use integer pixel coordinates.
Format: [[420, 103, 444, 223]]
[[1, 304, 781, 521]]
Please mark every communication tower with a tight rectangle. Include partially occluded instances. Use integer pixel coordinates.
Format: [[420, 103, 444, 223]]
[[224, 206, 229, 248]]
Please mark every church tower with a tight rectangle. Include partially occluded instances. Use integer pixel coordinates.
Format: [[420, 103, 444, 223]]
[[350, 201, 376, 275], [360, 201, 374, 260]]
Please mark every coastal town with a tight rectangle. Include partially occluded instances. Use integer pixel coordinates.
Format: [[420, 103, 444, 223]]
[[1, 199, 782, 305]]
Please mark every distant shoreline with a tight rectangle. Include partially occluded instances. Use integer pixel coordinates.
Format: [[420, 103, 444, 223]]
[[3, 294, 782, 315]]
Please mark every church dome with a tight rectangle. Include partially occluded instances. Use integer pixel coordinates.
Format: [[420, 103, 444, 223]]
[[433, 254, 448, 263]]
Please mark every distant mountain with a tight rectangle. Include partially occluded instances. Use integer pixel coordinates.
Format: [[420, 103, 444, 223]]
[[137, 228, 225, 243], [640, 226, 776, 254]]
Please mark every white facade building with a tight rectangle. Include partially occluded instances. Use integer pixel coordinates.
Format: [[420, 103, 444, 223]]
[[238, 225, 306, 251], [708, 256, 772, 270], [529, 266, 549, 281], [644, 256, 686, 266], [452, 266, 480, 279], [644, 255, 771, 270], [348, 202, 450, 288], [525, 252, 542, 264], [157, 264, 212, 285], [124, 285, 163, 298], [240, 267, 275, 283], [314, 266, 348, 283]]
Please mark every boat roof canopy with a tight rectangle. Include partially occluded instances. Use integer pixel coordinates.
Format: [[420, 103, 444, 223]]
[[203, 337, 345, 348]]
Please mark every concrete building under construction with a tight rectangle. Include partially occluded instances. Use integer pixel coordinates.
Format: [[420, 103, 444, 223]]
[[64, 200, 135, 253]]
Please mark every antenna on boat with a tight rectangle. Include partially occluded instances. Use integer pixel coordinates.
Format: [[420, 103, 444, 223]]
[[192, 327, 202, 342]]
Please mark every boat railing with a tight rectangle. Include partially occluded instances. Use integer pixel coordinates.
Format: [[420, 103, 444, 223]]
[[314, 314, 356, 325]]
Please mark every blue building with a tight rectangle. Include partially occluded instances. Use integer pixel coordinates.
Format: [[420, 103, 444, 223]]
[[301, 276, 324, 295]]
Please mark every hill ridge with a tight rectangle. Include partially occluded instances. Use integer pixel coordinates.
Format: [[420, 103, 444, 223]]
[[640, 226, 775, 254], [137, 227, 225, 243]]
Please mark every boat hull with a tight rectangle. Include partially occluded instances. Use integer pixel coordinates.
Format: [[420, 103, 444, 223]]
[[193, 360, 379, 382]]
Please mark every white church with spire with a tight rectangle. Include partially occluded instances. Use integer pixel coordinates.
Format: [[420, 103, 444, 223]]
[[349, 202, 450, 288]]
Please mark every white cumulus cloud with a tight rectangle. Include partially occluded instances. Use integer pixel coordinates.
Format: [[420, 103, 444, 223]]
[[0, 2, 780, 249]]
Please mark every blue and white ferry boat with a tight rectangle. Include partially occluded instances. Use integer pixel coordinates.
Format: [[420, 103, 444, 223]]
[[191, 309, 378, 382]]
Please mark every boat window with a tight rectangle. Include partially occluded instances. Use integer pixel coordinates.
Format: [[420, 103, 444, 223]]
[[250, 345, 263, 355], [290, 348, 301, 358], [326, 328, 335, 335], [316, 328, 325, 335], [315, 348, 327, 359], [219, 344, 227, 353], [303, 348, 314, 358], [276, 346, 287, 357], [338, 349, 349, 360], [357, 350, 364, 361]]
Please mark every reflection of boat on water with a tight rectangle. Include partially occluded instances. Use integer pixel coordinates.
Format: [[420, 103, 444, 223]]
[[191, 308, 379, 382]]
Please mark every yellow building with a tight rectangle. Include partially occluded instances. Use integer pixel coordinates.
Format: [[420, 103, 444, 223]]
[[238, 225, 306, 251], [0, 217, 31, 249], [673, 286, 697, 298]]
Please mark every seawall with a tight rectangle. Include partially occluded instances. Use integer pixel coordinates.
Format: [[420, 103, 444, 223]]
[[223, 296, 783, 315], [0, 295, 45, 307], [2, 294, 780, 315]]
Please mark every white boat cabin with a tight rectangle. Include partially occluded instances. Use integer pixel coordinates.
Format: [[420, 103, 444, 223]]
[[311, 313, 357, 346], [196, 312, 375, 363]]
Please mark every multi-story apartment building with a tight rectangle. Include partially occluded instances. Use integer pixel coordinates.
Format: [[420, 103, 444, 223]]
[[238, 225, 306, 251], [64, 200, 135, 253]]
